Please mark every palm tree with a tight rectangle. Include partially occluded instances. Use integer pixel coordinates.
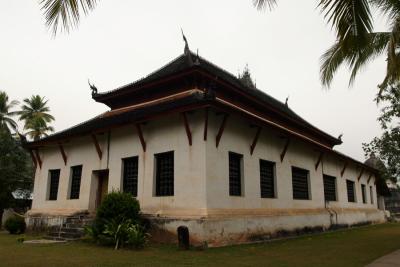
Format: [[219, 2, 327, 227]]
[[40, 0, 400, 94], [24, 117, 55, 141], [18, 95, 55, 140], [255, 0, 400, 95], [0, 91, 19, 133]]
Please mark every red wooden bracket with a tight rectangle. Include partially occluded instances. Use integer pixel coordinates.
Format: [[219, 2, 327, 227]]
[[182, 112, 192, 146], [280, 138, 290, 162], [315, 152, 323, 170], [203, 108, 209, 141], [136, 123, 146, 152], [216, 114, 229, 148], [341, 161, 348, 177], [91, 134, 103, 160], [34, 149, 42, 169], [357, 168, 364, 181], [29, 149, 37, 169], [250, 126, 262, 155], [58, 144, 67, 165]]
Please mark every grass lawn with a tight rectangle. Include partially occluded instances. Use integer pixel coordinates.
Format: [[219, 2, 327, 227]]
[[1, 223, 400, 267]]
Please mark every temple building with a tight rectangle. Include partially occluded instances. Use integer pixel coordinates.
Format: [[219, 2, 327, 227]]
[[25, 46, 387, 246]]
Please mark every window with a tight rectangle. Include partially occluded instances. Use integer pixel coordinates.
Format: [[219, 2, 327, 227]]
[[260, 160, 275, 198], [370, 186, 374, 204], [292, 167, 310, 200], [122, 157, 139, 197], [361, 184, 367, 204], [70, 165, 82, 199], [229, 152, 243, 196], [323, 174, 337, 202], [48, 169, 60, 201], [155, 151, 174, 196], [346, 180, 356, 202]]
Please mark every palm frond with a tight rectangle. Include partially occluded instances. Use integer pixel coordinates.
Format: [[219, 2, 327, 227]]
[[40, 0, 98, 35], [318, 0, 373, 40], [252, 0, 277, 10]]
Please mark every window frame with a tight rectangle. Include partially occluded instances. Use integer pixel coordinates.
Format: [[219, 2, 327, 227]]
[[69, 165, 83, 200], [361, 184, 367, 204], [122, 156, 139, 197], [346, 179, 356, 203], [291, 166, 310, 200], [48, 169, 60, 201], [323, 174, 337, 202], [229, 152, 243, 197], [154, 151, 174, 197], [259, 159, 276, 198]]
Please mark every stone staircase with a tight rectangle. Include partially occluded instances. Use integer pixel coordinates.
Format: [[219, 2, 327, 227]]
[[45, 214, 94, 241]]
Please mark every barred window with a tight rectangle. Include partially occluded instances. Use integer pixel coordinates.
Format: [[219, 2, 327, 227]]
[[48, 169, 60, 201], [370, 186, 374, 204], [229, 152, 243, 196], [346, 180, 356, 202], [123, 157, 139, 197], [260, 160, 275, 198], [70, 165, 82, 199], [361, 184, 367, 204], [155, 151, 174, 196], [292, 167, 310, 200], [323, 174, 337, 202]]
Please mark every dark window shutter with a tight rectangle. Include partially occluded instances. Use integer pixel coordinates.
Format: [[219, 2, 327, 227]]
[[260, 160, 275, 198], [49, 169, 60, 201], [229, 152, 242, 196], [346, 180, 356, 202], [155, 151, 174, 196], [123, 157, 139, 197], [361, 184, 367, 203], [370, 186, 374, 204], [70, 165, 82, 199], [292, 167, 309, 200], [323, 174, 336, 202]]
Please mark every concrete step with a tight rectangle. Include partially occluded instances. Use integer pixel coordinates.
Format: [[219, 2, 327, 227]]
[[48, 231, 83, 239], [59, 227, 84, 234]]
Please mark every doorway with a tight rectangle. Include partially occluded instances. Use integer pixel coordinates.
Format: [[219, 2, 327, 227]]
[[93, 169, 109, 209]]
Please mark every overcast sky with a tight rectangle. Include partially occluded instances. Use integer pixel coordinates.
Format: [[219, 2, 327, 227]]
[[0, 1, 389, 161]]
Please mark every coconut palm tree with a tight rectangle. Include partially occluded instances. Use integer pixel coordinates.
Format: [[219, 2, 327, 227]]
[[18, 95, 55, 140], [40, 0, 400, 94], [24, 117, 55, 141], [0, 91, 19, 133]]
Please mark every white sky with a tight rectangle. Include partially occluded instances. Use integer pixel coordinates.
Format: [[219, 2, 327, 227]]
[[0, 1, 390, 161]]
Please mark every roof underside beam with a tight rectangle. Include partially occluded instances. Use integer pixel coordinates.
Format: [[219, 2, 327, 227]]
[[34, 149, 42, 169], [315, 151, 323, 171], [182, 112, 192, 146], [280, 138, 290, 162], [216, 113, 229, 148], [58, 144, 67, 165], [136, 123, 146, 152], [91, 134, 103, 160], [250, 126, 262, 155]]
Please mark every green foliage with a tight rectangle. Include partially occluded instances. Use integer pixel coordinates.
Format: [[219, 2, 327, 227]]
[[18, 95, 55, 141], [4, 216, 26, 235], [85, 192, 147, 249], [0, 129, 33, 221], [363, 83, 400, 182], [95, 191, 140, 234], [0, 91, 19, 133], [16, 236, 25, 243]]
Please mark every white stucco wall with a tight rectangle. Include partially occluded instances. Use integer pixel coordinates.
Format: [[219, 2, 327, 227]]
[[28, 109, 384, 245]]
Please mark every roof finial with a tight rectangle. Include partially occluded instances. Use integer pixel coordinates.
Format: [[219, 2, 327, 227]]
[[88, 79, 98, 97], [338, 133, 343, 141], [194, 49, 200, 65], [181, 28, 193, 65], [285, 96, 289, 107]]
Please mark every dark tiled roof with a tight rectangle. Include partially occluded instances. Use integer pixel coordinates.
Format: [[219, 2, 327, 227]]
[[27, 92, 206, 145], [94, 51, 341, 145]]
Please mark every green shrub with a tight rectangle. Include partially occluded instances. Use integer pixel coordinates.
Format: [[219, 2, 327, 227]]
[[95, 191, 140, 234], [4, 216, 26, 235], [126, 224, 150, 249]]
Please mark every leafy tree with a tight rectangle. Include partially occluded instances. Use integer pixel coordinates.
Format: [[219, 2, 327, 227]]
[[0, 129, 33, 228], [363, 83, 400, 182], [0, 91, 19, 133], [18, 95, 55, 141]]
